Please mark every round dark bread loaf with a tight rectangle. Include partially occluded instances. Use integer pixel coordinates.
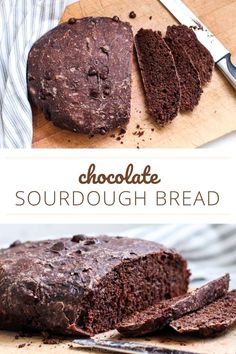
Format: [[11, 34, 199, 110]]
[[0, 235, 189, 336], [27, 17, 133, 135], [170, 290, 236, 337], [135, 28, 181, 126], [164, 33, 202, 111], [116, 274, 229, 336], [166, 25, 214, 85]]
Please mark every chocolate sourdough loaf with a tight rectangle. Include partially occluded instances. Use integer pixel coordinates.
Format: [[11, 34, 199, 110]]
[[135, 29, 181, 126], [117, 274, 229, 336], [171, 290, 236, 337], [166, 25, 214, 85], [27, 17, 133, 135], [0, 235, 189, 336]]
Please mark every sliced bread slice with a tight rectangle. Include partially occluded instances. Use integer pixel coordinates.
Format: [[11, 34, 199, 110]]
[[135, 28, 181, 126], [117, 274, 229, 337], [165, 32, 202, 111], [170, 289, 236, 337], [166, 25, 214, 85]]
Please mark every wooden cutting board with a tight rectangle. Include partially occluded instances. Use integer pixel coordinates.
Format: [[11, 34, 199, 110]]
[[32, 0, 236, 148], [1, 328, 236, 354]]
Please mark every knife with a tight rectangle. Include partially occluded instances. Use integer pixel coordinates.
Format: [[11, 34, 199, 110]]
[[73, 338, 200, 354], [159, 0, 236, 90]]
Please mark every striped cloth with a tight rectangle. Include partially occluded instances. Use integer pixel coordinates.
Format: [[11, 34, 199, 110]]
[[122, 224, 236, 288], [1, 224, 236, 288], [0, 0, 74, 148]]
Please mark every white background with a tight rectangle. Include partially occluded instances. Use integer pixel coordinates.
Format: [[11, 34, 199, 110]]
[[0, 149, 234, 224], [203, 131, 236, 149]]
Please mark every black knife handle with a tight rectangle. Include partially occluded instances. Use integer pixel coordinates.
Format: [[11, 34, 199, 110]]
[[216, 53, 236, 90]]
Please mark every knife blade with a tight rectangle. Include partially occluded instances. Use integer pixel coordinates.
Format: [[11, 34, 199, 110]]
[[159, 0, 236, 89], [73, 338, 200, 354]]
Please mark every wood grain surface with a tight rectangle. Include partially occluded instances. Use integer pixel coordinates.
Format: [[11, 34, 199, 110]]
[[1, 327, 236, 354], [32, 0, 236, 148]]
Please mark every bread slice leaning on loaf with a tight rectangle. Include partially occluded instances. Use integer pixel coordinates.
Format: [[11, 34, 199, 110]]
[[170, 289, 236, 337], [117, 274, 229, 336]]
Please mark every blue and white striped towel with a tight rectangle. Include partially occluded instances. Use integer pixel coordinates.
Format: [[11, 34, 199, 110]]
[[1, 224, 236, 287], [0, 0, 74, 148], [123, 224, 236, 288]]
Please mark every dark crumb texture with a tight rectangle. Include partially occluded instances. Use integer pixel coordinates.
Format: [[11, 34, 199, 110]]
[[166, 25, 214, 85], [135, 29, 180, 126], [170, 290, 236, 337], [18, 343, 26, 348], [129, 11, 136, 19], [0, 236, 189, 336], [116, 274, 229, 337], [164, 33, 202, 111], [43, 338, 61, 345], [27, 17, 133, 135]]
